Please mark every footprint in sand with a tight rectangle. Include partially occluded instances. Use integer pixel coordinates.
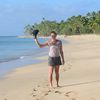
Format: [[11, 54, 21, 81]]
[[31, 88, 39, 98], [90, 97, 96, 100], [32, 85, 52, 100], [64, 91, 78, 100], [43, 92, 49, 96], [65, 91, 73, 97], [33, 88, 37, 91], [54, 90, 62, 94], [32, 81, 74, 100], [4, 98, 7, 100], [32, 94, 37, 97], [42, 89, 52, 96]]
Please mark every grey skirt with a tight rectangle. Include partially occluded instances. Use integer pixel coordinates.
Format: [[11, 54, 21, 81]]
[[48, 56, 62, 66]]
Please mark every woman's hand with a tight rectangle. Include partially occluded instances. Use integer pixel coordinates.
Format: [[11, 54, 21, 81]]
[[62, 59, 65, 65], [60, 45, 65, 65]]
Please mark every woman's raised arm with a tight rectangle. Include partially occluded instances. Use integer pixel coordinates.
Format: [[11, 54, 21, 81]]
[[34, 38, 48, 48]]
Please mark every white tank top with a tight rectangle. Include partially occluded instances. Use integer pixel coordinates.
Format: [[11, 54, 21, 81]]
[[48, 40, 62, 57]]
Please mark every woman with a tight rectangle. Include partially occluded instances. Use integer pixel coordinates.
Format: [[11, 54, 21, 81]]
[[34, 31, 65, 88]]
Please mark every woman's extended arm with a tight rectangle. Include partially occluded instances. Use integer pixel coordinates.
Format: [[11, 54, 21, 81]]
[[34, 38, 48, 48], [60, 45, 65, 65]]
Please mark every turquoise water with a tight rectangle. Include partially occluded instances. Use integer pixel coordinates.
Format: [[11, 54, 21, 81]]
[[0, 36, 49, 78], [0, 36, 67, 78], [0, 36, 48, 63]]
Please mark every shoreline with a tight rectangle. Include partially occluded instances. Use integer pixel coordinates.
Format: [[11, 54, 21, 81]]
[[0, 36, 67, 79], [0, 52, 48, 79], [1, 34, 100, 100]]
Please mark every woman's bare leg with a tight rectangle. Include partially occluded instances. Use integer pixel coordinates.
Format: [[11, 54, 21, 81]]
[[55, 65, 60, 87], [48, 66, 54, 87]]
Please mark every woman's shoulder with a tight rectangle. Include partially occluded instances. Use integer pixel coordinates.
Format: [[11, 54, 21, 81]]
[[57, 39, 62, 43], [58, 39, 62, 42], [56, 39, 62, 46]]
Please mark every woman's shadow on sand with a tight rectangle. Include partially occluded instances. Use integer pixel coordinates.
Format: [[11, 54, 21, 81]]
[[60, 79, 100, 88]]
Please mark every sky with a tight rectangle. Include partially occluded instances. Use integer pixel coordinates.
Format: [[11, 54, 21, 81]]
[[0, 0, 100, 36]]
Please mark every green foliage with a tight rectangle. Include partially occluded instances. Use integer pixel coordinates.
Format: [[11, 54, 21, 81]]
[[24, 11, 100, 36]]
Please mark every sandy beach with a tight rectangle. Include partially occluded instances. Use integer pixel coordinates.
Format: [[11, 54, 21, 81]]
[[0, 34, 100, 100]]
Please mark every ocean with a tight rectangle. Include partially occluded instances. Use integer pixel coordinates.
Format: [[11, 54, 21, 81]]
[[0, 36, 49, 78]]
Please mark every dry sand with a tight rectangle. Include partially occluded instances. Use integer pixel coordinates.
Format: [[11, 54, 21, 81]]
[[0, 34, 100, 100]]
